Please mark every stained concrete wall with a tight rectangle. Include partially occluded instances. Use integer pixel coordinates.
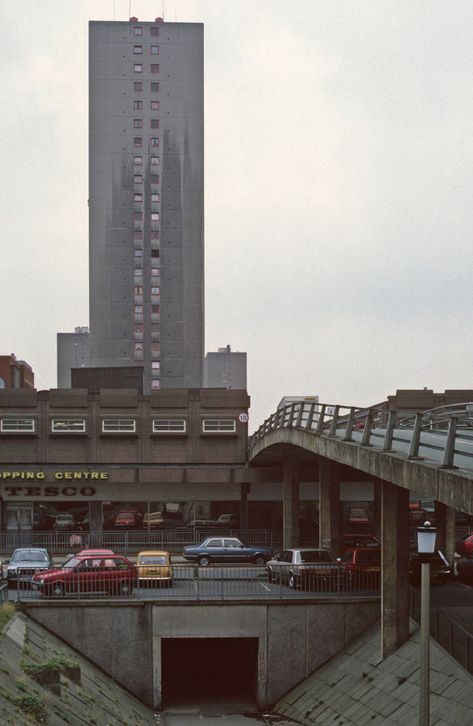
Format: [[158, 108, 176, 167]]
[[22, 599, 379, 710]]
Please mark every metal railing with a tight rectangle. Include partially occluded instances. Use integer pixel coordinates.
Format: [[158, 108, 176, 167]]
[[0, 582, 8, 604], [0, 529, 281, 557], [9, 564, 380, 603], [249, 402, 473, 472], [410, 588, 473, 675]]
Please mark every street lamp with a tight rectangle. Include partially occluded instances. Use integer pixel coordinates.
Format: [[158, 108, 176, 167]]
[[417, 520, 437, 726]]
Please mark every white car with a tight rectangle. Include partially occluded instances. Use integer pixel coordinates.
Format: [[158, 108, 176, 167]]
[[266, 548, 337, 590]]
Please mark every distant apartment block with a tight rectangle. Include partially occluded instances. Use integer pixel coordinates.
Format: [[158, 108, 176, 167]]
[[0, 354, 34, 389], [204, 345, 247, 390], [57, 327, 90, 388], [88, 18, 204, 392]]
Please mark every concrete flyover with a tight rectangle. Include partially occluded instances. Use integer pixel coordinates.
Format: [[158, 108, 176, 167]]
[[248, 401, 473, 659]]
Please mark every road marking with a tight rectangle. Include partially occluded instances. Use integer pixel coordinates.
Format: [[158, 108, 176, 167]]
[[259, 583, 271, 592]]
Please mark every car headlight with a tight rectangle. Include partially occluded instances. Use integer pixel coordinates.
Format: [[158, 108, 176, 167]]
[[8, 567, 17, 573], [37, 579, 45, 585]]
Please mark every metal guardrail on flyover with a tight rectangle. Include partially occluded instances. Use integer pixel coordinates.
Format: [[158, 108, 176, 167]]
[[249, 401, 473, 472], [10, 564, 380, 603]]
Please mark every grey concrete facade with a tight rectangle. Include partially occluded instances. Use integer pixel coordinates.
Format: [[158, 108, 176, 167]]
[[89, 20, 204, 392], [57, 327, 90, 388], [203, 346, 247, 390]]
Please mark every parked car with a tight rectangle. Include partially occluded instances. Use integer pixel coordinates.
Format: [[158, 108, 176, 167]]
[[409, 551, 451, 585], [183, 537, 272, 566], [31, 554, 136, 597], [113, 511, 142, 529], [455, 532, 473, 556], [215, 513, 240, 528], [338, 547, 381, 589], [143, 511, 164, 529], [53, 513, 76, 531], [137, 550, 172, 587], [454, 552, 473, 584], [346, 507, 373, 529], [266, 548, 337, 590], [6, 548, 53, 587], [338, 534, 380, 555]]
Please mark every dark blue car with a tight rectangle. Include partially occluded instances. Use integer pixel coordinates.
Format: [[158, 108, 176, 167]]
[[183, 537, 272, 566]]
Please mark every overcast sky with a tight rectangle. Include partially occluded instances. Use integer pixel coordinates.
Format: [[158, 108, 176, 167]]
[[1, 0, 473, 429]]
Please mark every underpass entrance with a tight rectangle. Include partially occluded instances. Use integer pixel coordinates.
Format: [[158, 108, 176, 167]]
[[161, 637, 258, 712]]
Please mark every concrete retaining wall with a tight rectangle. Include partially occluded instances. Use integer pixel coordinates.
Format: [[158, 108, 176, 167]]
[[22, 599, 379, 709]]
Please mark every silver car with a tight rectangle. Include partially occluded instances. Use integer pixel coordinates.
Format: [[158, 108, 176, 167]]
[[6, 548, 52, 587], [266, 548, 337, 590]]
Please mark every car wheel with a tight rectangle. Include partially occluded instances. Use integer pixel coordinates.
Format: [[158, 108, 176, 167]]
[[198, 556, 210, 566], [119, 580, 132, 596], [254, 556, 266, 566], [52, 582, 65, 597], [289, 573, 299, 590]]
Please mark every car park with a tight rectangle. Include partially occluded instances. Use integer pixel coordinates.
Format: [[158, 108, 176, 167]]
[[183, 537, 272, 566], [6, 548, 53, 587], [137, 550, 172, 587], [409, 550, 451, 585], [31, 554, 136, 596], [266, 548, 336, 590]]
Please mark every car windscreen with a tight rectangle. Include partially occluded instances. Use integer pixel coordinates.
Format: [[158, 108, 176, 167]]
[[63, 558, 81, 568], [300, 551, 332, 563], [12, 550, 49, 562], [139, 556, 167, 565]]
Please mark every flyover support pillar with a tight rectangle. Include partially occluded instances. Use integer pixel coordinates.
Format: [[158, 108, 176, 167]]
[[435, 502, 456, 567], [240, 483, 250, 530], [318, 459, 341, 557], [282, 459, 300, 549], [381, 480, 410, 658]]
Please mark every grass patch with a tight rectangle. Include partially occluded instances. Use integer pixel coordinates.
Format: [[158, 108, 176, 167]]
[[0, 603, 15, 635], [14, 693, 48, 724]]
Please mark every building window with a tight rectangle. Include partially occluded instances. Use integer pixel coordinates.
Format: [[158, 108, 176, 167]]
[[151, 361, 160, 369], [202, 419, 236, 433], [151, 193, 160, 203], [150, 26, 159, 36], [134, 211, 143, 221], [151, 64, 160, 73], [153, 419, 186, 433], [150, 45, 159, 55], [51, 419, 86, 433], [0, 418, 35, 433], [134, 64, 143, 73], [151, 212, 160, 221], [151, 156, 159, 165], [151, 380, 160, 389], [133, 155, 143, 165], [134, 305, 143, 314], [151, 249, 160, 258], [151, 100, 159, 111], [133, 45, 143, 54], [150, 82, 160, 92], [151, 229, 160, 240], [134, 26, 143, 36], [134, 285, 143, 294], [134, 250, 143, 258], [134, 193, 143, 202], [151, 119, 159, 129], [150, 137, 159, 147], [133, 118, 143, 129], [151, 267, 160, 277], [151, 286, 160, 295], [134, 230, 144, 240], [151, 305, 160, 315], [134, 81, 143, 91], [102, 419, 136, 433], [133, 100, 143, 110], [134, 137, 142, 147], [134, 174, 143, 184], [150, 174, 160, 184]]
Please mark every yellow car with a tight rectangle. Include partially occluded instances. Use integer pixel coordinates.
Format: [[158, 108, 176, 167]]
[[136, 550, 172, 588]]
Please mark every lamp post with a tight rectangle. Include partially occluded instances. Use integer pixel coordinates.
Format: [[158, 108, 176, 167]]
[[417, 520, 437, 726]]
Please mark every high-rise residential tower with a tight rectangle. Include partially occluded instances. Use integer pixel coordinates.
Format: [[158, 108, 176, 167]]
[[89, 18, 204, 391]]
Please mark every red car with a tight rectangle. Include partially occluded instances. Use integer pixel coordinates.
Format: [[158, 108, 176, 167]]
[[113, 511, 142, 529], [31, 554, 137, 597], [455, 533, 473, 556], [338, 547, 381, 589]]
